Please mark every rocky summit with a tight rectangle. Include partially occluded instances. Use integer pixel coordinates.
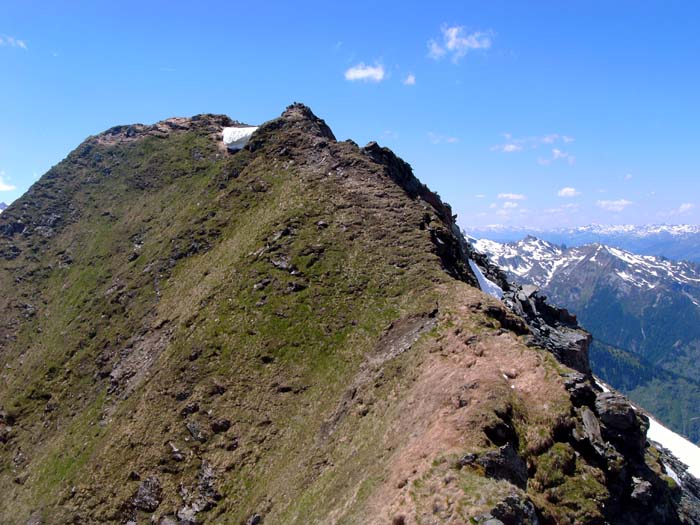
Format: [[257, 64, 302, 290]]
[[0, 104, 698, 524]]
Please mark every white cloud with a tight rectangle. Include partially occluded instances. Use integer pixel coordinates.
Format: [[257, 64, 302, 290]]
[[428, 25, 493, 62], [503, 201, 519, 209], [0, 34, 27, 50], [557, 187, 580, 197], [539, 148, 575, 165], [657, 202, 695, 219], [491, 133, 575, 158], [474, 194, 486, 199], [344, 63, 385, 82], [596, 199, 632, 212], [490, 143, 523, 153], [497, 193, 526, 200], [624, 173, 633, 181], [427, 40, 446, 60], [0, 171, 16, 192], [403, 73, 416, 85], [553, 148, 575, 164], [428, 132, 459, 144]]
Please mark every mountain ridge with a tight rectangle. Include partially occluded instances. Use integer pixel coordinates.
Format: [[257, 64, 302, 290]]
[[1, 104, 698, 524]]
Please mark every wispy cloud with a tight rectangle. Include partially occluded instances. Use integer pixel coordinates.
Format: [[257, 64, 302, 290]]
[[0, 171, 17, 192], [428, 40, 446, 60], [403, 73, 416, 85], [596, 199, 632, 212], [557, 187, 581, 198], [490, 143, 523, 153], [428, 25, 493, 62], [428, 132, 459, 144], [539, 148, 575, 166], [492, 201, 529, 217], [624, 173, 633, 181], [0, 34, 27, 50], [344, 63, 385, 82], [491, 133, 575, 158], [497, 193, 526, 200], [657, 202, 695, 219]]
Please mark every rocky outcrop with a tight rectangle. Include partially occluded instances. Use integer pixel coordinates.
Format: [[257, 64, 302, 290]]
[[467, 237, 700, 523], [502, 285, 591, 375], [465, 253, 592, 375]]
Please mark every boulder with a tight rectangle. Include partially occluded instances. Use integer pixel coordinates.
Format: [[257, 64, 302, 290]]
[[131, 476, 162, 512]]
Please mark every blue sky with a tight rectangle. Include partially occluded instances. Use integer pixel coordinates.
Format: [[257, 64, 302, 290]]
[[1, 0, 699, 227]]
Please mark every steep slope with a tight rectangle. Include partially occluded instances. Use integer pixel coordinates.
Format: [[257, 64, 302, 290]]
[[0, 105, 697, 524], [472, 235, 700, 444], [467, 225, 700, 263]]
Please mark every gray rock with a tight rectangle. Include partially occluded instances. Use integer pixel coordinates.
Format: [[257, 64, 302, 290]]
[[491, 494, 540, 524], [186, 420, 208, 443], [521, 284, 539, 298], [131, 475, 162, 512], [177, 505, 198, 524], [563, 372, 596, 408], [476, 443, 528, 489], [596, 392, 636, 431], [631, 477, 653, 504], [580, 406, 604, 449], [210, 418, 231, 433]]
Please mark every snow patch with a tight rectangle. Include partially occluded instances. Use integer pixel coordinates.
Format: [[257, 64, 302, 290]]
[[223, 126, 258, 151], [664, 462, 682, 486], [594, 378, 610, 393], [647, 416, 700, 478], [468, 259, 503, 299]]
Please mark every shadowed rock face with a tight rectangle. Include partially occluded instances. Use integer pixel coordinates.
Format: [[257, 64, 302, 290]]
[[0, 104, 697, 524]]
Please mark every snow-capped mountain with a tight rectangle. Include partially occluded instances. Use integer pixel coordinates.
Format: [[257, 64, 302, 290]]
[[472, 235, 700, 445], [466, 224, 700, 262], [570, 224, 700, 236], [473, 235, 700, 305]]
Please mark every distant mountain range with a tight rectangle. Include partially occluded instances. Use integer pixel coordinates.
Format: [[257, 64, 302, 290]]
[[471, 235, 700, 444], [467, 224, 700, 262], [0, 202, 7, 213]]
